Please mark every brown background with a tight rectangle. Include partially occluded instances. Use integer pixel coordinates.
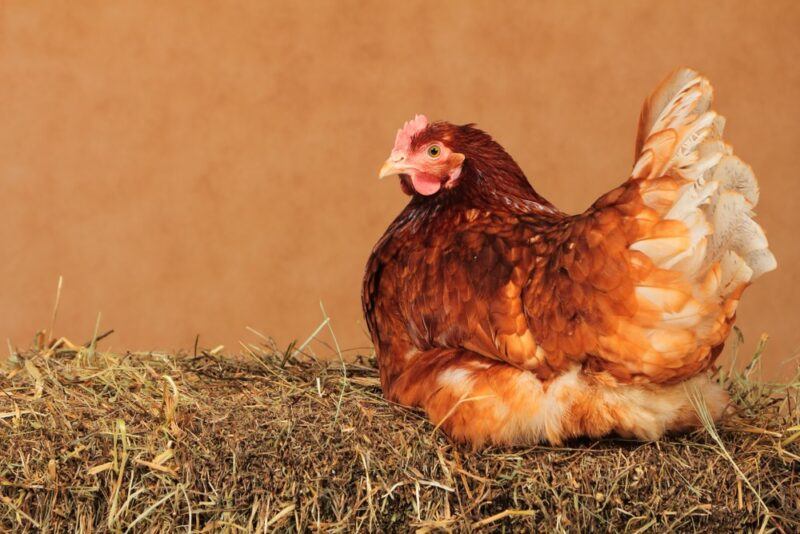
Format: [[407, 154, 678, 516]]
[[1, 1, 798, 377]]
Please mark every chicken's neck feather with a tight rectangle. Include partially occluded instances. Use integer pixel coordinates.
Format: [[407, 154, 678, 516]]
[[460, 154, 559, 215]]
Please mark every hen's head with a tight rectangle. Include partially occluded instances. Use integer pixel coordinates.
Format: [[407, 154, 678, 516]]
[[378, 115, 465, 196], [378, 115, 538, 207]]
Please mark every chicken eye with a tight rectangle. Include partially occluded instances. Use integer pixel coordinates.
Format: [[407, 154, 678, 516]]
[[427, 145, 442, 158]]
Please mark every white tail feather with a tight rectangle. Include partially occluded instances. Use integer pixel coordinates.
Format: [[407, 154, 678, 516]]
[[634, 69, 776, 292], [627, 68, 776, 362]]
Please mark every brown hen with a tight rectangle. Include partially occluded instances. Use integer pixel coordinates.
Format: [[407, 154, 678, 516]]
[[363, 69, 776, 447]]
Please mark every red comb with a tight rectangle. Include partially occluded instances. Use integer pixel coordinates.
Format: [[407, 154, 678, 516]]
[[392, 114, 429, 154]]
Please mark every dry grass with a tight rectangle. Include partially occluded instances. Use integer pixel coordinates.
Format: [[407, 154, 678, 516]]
[[1, 329, 798, 532]]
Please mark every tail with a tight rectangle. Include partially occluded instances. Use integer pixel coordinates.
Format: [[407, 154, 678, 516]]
[[614, 68, 777, 379], [633, 68, 776, 281]]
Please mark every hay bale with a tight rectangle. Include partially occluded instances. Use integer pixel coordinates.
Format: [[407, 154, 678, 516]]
[[1, 338, 798, 531]]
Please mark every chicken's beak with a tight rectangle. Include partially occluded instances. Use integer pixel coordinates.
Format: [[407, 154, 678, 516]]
[[379, 156, 407, 180]]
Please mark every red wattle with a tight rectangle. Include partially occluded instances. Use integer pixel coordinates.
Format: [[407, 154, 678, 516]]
[[411, 172, 442, 196]]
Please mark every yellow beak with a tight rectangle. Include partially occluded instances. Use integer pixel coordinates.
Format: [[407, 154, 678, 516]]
[[379, 157, 408, 180]]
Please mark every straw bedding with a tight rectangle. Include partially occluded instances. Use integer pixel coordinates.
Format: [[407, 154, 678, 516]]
[[1, 334, 798, 532]]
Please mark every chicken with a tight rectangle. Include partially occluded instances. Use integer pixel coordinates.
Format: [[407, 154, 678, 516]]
[[362, 69, 776, 447]]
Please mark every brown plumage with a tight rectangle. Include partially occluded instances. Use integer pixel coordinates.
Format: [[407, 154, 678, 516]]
[[363, 69, 776, 447]]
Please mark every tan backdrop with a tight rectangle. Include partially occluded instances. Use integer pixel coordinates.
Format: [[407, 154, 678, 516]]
[[1, 1, 798, 377]]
